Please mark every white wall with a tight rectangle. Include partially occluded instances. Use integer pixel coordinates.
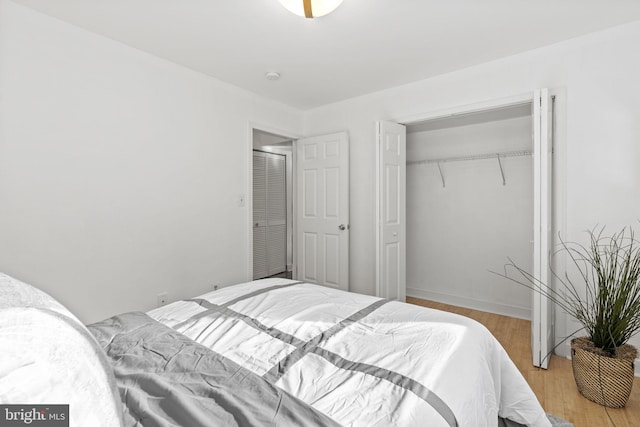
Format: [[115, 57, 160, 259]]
[[406, 114, 533, 319], [303, 20, 640, 355], [0, 1, 302, 323]]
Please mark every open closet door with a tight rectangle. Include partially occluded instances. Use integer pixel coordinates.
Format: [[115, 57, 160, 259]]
[[295, 132, 349, 291], [375, 121, 406, 301], [532, 88, 554, 369]]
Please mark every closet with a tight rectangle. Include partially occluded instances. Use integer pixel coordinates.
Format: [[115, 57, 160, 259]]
[[405, 103, 534, 320], [253, 150, 287, 279]]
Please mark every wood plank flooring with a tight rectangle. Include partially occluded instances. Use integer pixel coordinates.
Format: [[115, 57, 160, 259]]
[[406, 297, 640, 427]]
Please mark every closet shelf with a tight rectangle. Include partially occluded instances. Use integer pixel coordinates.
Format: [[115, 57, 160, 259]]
[[406, 149, 532, 166], [407, 150, 533, 188]]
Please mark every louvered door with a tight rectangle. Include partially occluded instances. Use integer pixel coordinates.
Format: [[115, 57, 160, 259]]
[[253, 151, 286, 279], [253, 153, 268, 279]]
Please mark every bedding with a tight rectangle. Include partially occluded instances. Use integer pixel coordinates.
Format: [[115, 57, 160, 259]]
[[0, 273, 551, 426], [0, 273, 123, 427], [89, 311, 341, 427], [129, 278, 550, 427]]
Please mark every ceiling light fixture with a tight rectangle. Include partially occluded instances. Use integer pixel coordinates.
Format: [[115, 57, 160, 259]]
[[278, 0, 343, 19]]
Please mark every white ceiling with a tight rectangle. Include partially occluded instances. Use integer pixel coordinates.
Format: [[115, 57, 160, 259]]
[[12, 0, 640, 109]]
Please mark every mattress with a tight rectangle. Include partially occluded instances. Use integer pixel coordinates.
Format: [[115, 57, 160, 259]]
[[135, 278, 551, 427]]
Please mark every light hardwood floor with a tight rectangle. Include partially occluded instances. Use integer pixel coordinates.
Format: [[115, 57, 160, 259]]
[[406, 297, 640, 427]]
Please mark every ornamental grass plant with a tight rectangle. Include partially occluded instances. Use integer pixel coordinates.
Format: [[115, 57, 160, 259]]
[[497, 226, 640, 409], [500, 226, 640, 356]]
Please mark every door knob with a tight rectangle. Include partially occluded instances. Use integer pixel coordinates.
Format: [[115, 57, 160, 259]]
[[338, 224, 346, 231]]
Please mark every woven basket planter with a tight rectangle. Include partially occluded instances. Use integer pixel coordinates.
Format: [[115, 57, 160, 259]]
[[571, 337, 637, 408]]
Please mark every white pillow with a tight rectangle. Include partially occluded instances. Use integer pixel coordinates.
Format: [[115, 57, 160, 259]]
[[0, 273, 123, 427]]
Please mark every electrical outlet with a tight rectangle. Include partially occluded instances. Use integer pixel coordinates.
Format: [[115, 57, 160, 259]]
[[157, 293, 168, 307]]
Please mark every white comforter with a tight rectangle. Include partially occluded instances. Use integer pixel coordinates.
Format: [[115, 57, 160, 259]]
[[148, 278, 550, 427]]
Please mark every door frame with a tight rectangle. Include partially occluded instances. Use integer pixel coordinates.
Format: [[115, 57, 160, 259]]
[[388, 89, 568, 359], [247, 122, 301, 282]]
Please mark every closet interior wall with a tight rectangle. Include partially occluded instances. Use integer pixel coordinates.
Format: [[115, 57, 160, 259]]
[[406, 105, 534, 319]]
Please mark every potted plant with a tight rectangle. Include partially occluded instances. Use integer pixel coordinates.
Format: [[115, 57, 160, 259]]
[[498, 226, 640, 408]]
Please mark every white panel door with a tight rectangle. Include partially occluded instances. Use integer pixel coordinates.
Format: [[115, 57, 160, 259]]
[[376, 121, 406, 301], [532, 88, 554, 369], [295, 132, 349, 291]]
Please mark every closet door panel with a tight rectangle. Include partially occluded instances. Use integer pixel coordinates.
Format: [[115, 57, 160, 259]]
[[253, 154, 267, 224], [376, 121, 406, 301], [253, 152, 269, 279], [267, 155, 287, 227], [254, 150, 287, 279], [267, 224, 286, 276], [253, 224, 268, 280], [266, 154, 286, 274]]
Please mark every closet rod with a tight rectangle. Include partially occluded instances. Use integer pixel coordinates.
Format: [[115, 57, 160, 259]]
[[407, 149, 532, 166]]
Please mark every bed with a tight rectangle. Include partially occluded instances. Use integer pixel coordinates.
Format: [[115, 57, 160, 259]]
[[0, 274, 552, 427]]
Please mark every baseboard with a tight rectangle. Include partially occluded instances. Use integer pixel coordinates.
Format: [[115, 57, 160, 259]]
[[407, 287, 531, 320], [561, 341, 572, 360]]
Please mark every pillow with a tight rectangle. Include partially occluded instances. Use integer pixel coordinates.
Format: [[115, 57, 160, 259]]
[[0, 273, 123, 427]]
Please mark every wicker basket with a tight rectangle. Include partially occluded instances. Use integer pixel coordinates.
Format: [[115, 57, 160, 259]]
[[571, 337, 637, 408]]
